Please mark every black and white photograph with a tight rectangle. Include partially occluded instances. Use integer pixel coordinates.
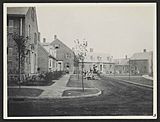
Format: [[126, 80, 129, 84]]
[[3, 3, 157, 119]]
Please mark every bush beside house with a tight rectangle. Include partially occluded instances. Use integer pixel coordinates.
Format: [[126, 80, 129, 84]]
[[8, 71, 65, 86]]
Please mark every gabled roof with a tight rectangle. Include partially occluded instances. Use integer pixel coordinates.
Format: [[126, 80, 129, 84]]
[[38, 42, 49, 55], [84, 52, 113, 63], [130, 51, 152, 60], [51, 38, 74, 54], [38, 42, 57, 60], [7, 7, 29, 15]]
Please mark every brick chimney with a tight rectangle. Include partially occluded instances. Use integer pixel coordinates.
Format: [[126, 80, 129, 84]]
[[54, 35, 57, 40], [43, 38, 46, 43], [90, 48, 93, 53], [125, 55, 127, 59]]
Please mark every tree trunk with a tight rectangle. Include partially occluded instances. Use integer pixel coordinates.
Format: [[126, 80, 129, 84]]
[[18, 49, 21, 88], [81, 60, 84, 92], [78, 62, 79, 80]]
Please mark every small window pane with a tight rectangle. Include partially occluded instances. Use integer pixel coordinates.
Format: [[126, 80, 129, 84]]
[[8, 20, 14, 33]]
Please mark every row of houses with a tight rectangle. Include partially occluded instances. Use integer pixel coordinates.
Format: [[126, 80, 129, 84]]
[[79, 49, 153, 76], [7, 7, 75, 81], [7, 7, 153, 82]]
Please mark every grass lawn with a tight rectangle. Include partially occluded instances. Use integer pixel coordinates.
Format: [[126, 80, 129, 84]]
[[112, 76, 153, 86], [66, 75, 93, 88], [8, 88, 44, 97], [8, 80, 55, 86], [21, 80, 55, 86], [62, 89, 99, 97]]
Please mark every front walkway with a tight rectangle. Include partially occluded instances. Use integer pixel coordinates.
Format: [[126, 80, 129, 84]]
[[8, 74, 71, 99], [8, 73, 102, 99]]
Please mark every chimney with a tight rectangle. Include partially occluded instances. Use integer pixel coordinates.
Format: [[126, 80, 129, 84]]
[[90, 48, 93, 52], [125, 55, 127, 59], [143, 49, 146, 52], [43, 38, 46, 43], [54, 35, 57, 40], [38, 32, 40, 42]]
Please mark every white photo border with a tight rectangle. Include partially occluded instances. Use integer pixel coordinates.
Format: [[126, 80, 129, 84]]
[[3, 2, 157, 119]]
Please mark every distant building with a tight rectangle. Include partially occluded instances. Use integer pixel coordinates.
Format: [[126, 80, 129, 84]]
[[50, 35, 75, 73], [130, 49, 153, 76], [38, 40, 57, 72], [80, 49, 114, 74], [113, 56, 129, 75], [7, 7, 39, 80]]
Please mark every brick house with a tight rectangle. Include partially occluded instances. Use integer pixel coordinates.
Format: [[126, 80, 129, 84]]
[[113, 57, 129, 75], [50, 35, 75, 73], [130, 49, 153, 76], [7, 7, 39, 80], [37, 40, 57, 73]]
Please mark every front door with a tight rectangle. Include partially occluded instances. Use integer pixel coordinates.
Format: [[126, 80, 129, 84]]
[[31, 52, 34, 73]]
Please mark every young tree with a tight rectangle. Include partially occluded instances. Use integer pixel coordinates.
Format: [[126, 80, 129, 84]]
[[74, 39, 88, 92], [13, 34, 28, 88]]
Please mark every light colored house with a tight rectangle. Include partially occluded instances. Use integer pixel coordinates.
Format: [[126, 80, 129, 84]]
[[79, 49, 114, 74], [130, 49, 153, 76], [7, 7, 39, 81], [113, 57, 129, 75]]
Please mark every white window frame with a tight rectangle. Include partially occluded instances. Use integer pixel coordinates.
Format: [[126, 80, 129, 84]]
[[8, 19, 14, 34]]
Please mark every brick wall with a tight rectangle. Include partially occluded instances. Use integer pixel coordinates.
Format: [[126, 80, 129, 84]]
[[38, 43, 49, 72], [51, 39, 75, 73], [7, 7, 39, 79]]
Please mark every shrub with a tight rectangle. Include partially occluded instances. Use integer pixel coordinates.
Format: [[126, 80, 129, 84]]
[[44, 71, 65, 81]]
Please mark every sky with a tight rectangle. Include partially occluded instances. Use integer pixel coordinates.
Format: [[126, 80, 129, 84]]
[[36, 3, 156, 59]]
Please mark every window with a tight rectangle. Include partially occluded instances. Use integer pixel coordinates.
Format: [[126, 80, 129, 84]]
[[28, 51, 31, 64], [100, 65, 102, 71], [97, 56, 102, 61], [28, 25, 31, 38], [8, 47, 13, 61], [31, 8, 35, 21], [66, 63, 70, 68], [55, 44, 60, 49], [90, 56, 93, 60], [52, 60, 55, 68], [8, 20, 14, 34], [49, 59, 52, 67], [34, 33, 37, 44], [66, 53, 71, 58]]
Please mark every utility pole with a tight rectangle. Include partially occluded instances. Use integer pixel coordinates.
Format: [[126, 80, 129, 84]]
[[129, 59, 130, 80], [18, 48, 21, 89], [114, 63, 115, 77], [81, 58, 84, 92]]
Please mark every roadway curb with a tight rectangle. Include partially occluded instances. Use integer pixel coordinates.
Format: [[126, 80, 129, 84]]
[[108, 77, 153, 88], [61, 88, 102, 99], [8, 88, 102, 100]]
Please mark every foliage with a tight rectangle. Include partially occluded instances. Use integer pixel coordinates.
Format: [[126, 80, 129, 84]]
[[44, 71, 65, 81], [12, 34, 27, 72]]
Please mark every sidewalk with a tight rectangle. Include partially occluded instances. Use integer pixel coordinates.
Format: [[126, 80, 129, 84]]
[[142, 75, 153, 80], [8, 74, 71, 99], [8, 73, 101, 99]]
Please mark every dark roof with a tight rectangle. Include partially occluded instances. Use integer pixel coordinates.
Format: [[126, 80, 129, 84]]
[[51, 38, 74, 54], [7, 7, 29, 15], [113, 58, 129, 65], [130, 51, 152, 60], [38, 42, 57, 60]]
